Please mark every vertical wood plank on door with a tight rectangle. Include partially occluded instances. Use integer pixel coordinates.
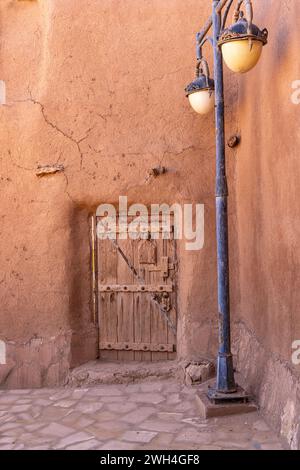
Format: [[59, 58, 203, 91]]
[[166, 236, 177, 359], [98, 238, 118, 360], [133, 238, 141, 360], [134, 291, 142, 361], [117, 238, 134, 360], [151, 237, 168, 361], [133, 237, 151, 361], [140, 268, 152, 361]]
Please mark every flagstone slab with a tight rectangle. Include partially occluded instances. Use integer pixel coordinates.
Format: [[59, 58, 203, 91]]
[[128, 393, 165, 405], [122, 430, 158, 443], [40, 422, 75, 438], [55, 431, 95, 449], [66, 438, 102, 450], [99, 440, 136, 450], [75, 402, 104, 414], [121, 406, 156, 424], [106, 402, 136, 414], [139, 419, 184, 433]]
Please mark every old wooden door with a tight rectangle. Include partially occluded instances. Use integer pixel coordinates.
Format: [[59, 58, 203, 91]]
[[97, 217, 177, 361]]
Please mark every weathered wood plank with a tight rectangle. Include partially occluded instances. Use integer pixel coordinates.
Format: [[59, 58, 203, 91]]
[[151, 238, 168, 361], [166, 237, 177, 360], [98, 239, 118, 360], [117, 239, 134, 360], [133, 291, 142, 361], [133, 238, 152, 361]]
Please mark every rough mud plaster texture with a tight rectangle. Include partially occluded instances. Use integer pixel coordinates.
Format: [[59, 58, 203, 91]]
[[0, 0, 239, 388], [231, 0, 300, 449]]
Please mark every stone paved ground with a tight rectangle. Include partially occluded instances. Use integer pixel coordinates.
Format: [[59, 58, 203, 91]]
[[0, 381, 285, 450]]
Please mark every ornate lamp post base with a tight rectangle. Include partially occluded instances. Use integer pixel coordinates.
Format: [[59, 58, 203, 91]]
[[196, 385, 257, 419], [207, 385, 252, 404]]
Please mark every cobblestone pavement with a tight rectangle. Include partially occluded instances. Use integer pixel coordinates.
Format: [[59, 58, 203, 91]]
[[0, 381, 285, 450]]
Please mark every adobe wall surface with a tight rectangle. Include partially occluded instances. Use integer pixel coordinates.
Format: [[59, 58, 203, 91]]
[[231, 0, 300, 449], [1, 1, 298, 450], [0, 0, 238, 387]]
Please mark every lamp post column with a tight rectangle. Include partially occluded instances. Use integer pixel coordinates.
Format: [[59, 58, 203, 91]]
[[210, 0, 236, 395]]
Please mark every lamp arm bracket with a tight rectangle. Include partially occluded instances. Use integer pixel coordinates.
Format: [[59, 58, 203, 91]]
[[196, 0, 230, 46], [221, 0, 234, 31], [196, 35, 213, 60], [200, 36, 214, 48]]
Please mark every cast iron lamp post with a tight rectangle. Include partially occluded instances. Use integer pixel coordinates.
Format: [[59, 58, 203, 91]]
[[185, 0, 268, 403]]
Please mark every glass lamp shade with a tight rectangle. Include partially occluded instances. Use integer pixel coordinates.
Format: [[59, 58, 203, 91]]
[[188, 89, 215, 115], [218, 17, 268, 74], [221, 38, 263, 73]]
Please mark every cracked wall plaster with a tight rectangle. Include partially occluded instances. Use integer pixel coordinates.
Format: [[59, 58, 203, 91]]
[[0, 3, 299, 452], [0, 0, 235, 387]]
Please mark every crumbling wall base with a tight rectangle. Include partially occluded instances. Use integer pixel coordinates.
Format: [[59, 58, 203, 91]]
[[0, 326, 98, 389], [233, 322, 300, 450]]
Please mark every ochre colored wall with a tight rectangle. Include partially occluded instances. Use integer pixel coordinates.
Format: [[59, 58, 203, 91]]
[[231, 0, 300, 449], [0, 0, 238, 388], [1, 0, 298, 448]]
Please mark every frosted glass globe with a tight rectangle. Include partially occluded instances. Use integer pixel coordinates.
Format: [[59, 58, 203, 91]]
[[221, 39, 263, 73], [188, 89, 215, 115]]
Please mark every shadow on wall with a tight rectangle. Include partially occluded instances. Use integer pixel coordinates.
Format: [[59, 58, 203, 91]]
[[67, 204, 98, 369]]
